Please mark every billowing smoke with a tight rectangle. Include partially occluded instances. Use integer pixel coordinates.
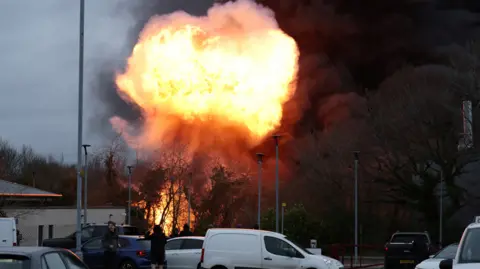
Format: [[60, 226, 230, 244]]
[[91, 0, 480, 156]]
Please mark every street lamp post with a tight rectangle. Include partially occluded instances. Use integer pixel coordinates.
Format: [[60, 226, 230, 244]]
[[75, 0, 86, 258], [127, 166, 133, 225], [188, 172, 192, 227], [353, 151, 360, 265], [439, 169, 444, 247], [273, 134, 281, 233], [256, 153, 264, 228], [82, 144, 91, 226]]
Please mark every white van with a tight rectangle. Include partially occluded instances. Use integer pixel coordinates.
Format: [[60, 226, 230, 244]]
[[200, 228, 343, 269], [437, 218, 480, 269], [0, 217, 17, 247]]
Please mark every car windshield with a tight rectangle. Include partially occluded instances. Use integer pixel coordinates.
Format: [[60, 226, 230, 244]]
[[459, 227, 480, 263], [0, 254, 30, 269], [434, 244, 458, 259], [286, 238, 313, 255], [137, 239, 151, 249]]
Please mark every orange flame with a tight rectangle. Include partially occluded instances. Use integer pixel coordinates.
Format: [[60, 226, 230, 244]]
[[112, 0, 299, 153]]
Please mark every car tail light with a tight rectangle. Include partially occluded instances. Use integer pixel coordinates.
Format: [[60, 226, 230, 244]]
[[136, 250, 147, 257], [200, 248, 205, 263], [384, 247, 388, 251], [13, 242, 16, 246]]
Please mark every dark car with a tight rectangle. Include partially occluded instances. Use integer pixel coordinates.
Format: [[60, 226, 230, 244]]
[[80, 235, 167, 269], [384, 232, 432, 269], [0, 246, 88, 269], [42, 223, 140, 249]]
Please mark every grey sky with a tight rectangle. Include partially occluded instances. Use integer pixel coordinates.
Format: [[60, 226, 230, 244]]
[[0, 0, 134, 162]]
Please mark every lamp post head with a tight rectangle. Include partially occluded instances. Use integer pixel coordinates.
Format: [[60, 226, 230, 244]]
[[127, 165, 134, 175], [353, 151, 360, 160], [82, 144, 91, 155], [256, 153, 264, 162], [272, 134, 281, 144]]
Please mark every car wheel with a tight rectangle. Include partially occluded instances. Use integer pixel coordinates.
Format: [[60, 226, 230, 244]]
[[119, 260, 137, 269]]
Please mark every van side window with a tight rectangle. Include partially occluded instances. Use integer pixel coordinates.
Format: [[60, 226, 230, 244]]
[[166, 239, 183, 250], [182, 239, 203, 249], [264, 236, 303, 258]]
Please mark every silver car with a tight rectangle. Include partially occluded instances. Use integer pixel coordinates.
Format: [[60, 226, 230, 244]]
[[0, 246, 89, 269]]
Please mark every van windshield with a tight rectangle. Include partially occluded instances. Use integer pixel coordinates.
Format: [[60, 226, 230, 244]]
[[286, 238, 313, 255]]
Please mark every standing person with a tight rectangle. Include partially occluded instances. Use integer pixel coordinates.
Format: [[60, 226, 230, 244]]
[[179, 224, 193, 237], [102, 221, 119, 269], [146, 225, 166, 269]]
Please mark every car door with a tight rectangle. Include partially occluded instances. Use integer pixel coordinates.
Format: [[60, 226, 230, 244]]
[[261, 236, 303, 269], [180, 239, 204, 269], [81, 238, 104, 269], [165, 238, 184, 269]]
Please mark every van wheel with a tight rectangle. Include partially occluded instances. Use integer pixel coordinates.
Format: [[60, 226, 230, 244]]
[[119, 260, 137, 269], [212, 266, 227, 269]]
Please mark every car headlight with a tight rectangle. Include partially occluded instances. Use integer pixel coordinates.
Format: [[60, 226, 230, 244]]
[[321, 258, 343, 269]]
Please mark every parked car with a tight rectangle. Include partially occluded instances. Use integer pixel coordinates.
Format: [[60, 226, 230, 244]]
[[166, 236, 204, 269], [384, 231, 432, 269], [42, 223, 140, 249], [80, 234, 168, 269], [0, 246, 88, 269], [439, 219, 480, 269], [200, 228, 343, 269], [414, 243, 458, 269]]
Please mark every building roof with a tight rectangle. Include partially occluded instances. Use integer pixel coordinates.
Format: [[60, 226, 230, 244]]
[[0, 179, 62, 197]]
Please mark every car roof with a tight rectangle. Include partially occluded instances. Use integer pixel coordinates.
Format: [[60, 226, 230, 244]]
[[206, 228, 284, 238], [0, 247, 60, 256], [119, 235, 144, 239], [168, 236, 204, 240], [467, 222, 480, 229]]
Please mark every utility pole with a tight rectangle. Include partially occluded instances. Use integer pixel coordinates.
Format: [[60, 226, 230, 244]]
[[188, 172, 192, 227], [256, 153, 264, 228], [82, 144, 90, 226], [353, 151, 359, 265], [75, 0, 85, 258], [127, 166, 133, 225], [273, 134, 281, 233], [32, 172, 36, 188], [439, 169, 443, 247]]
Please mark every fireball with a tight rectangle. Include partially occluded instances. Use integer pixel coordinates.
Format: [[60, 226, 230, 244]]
[[113, 0, 299, 153]]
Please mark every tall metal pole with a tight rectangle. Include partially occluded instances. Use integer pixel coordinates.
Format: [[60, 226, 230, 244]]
[[82, 144, 90, 226], [273, 135, 280, 233], [75, 0, 85, 258], [439, 169, 443, 247], [127, 166, 133, 225], [188, 172, 192, 227], [353, 151, 359, 265], [256, 153, 264, 228]]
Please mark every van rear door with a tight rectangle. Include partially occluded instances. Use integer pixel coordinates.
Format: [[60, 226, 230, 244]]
[[0, 218, 15, 246]]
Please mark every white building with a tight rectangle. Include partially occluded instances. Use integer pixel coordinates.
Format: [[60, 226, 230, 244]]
[[0, 179, 126, 246]]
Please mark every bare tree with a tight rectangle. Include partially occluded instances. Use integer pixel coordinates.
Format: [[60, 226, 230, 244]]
[[366, 58, 480, 232]]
